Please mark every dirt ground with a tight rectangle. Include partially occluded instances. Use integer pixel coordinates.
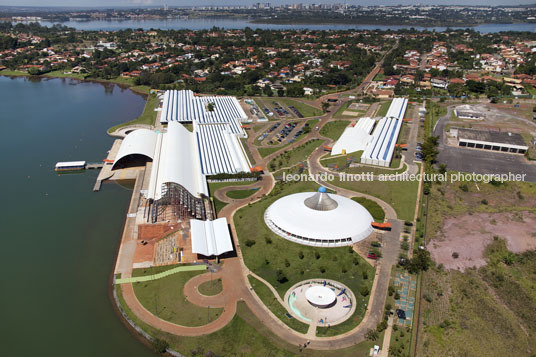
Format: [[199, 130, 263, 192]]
[[429, 211, 536, 271]]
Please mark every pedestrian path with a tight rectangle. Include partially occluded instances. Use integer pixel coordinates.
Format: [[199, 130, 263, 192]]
[[115, 264, 206, 284]]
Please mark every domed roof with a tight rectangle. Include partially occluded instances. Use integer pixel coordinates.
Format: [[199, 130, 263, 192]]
[[265, 192, 374, 246], [304, 191, 338, 211]]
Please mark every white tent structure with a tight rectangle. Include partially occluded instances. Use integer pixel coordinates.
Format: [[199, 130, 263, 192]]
[[360, 98, 408, 167], [331, 117, 375, 156], [112, 129, 157, 170], [146, 121, 208, 201], [264, 188, 374, 247], [191, 218, 234, 256]]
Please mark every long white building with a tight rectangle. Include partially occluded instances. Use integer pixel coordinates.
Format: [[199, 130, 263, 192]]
[[161, 90, 247, 136], [360, 98, 408, 167], [331, 117, 375, 156]]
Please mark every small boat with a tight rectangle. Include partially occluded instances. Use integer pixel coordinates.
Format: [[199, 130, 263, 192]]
[[55, 161, 86, 172]]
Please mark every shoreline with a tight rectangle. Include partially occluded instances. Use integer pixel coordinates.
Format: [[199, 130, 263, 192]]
[[0, 70, 150, 96]]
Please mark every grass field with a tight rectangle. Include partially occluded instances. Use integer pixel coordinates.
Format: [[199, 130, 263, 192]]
[[319, 120, 350, 141], [44, 69, 88, 80], [226, 188, 259, 199], [208, 180, 256, 214], [268, 139, 322, 171], [415, 176, 536, 356], [234, 178, 375, 322], [352, 197, 385, 222], [276, 98, 322, 118], [376, 100, 392, 117], [332, 175, 419, 221], [117, 284, 378, 357], [248, 275, 309, 333], [241, 138, 257, 165], [198, 278, 223, 296], [108, 93, 158, 133], [132, 266, 223, 327]]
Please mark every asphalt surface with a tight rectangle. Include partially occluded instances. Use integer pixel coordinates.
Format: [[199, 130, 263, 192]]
[[434, 107, 536, 182]]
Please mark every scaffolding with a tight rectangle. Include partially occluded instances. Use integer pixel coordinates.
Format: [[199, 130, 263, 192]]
[[147, 182, 211, 223]]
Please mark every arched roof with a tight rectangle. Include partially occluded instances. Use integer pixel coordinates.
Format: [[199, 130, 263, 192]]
[[265, 192, 373, 243], [112, 129, 157, 170], [150, 121, 208, 200]]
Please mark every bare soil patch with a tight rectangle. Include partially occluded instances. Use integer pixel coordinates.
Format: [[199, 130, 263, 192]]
[[429, 211, 536, 271]]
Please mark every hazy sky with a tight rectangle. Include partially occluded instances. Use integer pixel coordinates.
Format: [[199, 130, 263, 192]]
[[0, 0, 534, 7]]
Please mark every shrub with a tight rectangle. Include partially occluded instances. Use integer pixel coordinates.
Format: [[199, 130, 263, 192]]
[[388, 285, 395, 296], [452, 252, 459, 259], [276, 269, 288, 283], [152, 338, 169, 354], [481, 199, 488, 205], [245, 239, 256, 247], [360, 285, 370, 296], [284, 259, 290, 267], [319, 266, 326, 274], [264, 236, 272, 244], [362, 271, 369, 280], [298, 251, 304, 259], [459, 183, 469, 192], [315, 251, 321, 260]]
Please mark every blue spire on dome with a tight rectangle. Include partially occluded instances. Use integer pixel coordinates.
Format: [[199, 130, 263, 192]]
[[318, 186, 327, 193]]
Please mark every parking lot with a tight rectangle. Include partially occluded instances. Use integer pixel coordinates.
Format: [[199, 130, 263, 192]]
[[434, 107, 536, 182]]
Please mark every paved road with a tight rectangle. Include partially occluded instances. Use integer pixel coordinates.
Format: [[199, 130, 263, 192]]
[[434, 107, 536, 182]]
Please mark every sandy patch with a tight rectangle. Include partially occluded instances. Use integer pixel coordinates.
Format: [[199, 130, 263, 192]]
[[428, 211, 536, 271]]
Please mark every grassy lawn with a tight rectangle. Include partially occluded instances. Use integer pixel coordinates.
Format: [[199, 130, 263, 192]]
[[316, 306, 365, 337], [319, 120, 350, 141], [332, 176, 419, 221], [352, 197, 385, 222], [132, 265, 223, 327], [234, 178, 375, 323], [226, 188, 259, 199], [248, 275, 309, 334], [0, 69, 28, 76], [268, 139, 322, 171], [44, 69, 88, 80], [321, 153, 362, 169], [117, 284, 378, 357], [376, 100, 392, 117], [277, 98, 322, 117], [108, 93, 158, 133], [198, 278, 223, 296], [209, 180, 256, 214], [373, 73, 386, 81]]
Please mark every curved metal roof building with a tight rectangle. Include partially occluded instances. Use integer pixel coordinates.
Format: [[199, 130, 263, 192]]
[[264, 189, 374, 247], [112, 129, 157, 170]]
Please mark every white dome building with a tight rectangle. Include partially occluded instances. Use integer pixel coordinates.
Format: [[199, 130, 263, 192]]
[[264, 187, 374, 247]]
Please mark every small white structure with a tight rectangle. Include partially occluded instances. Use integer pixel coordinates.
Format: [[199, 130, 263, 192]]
[[191, 218, 234, 256], [264, 187, 374, 247], [306, 286, 337, 308], [331, 117, 375, 155]]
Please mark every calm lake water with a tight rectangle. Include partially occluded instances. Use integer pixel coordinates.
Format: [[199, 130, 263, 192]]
[[0, 76, 156, 356], [32, 18, 536, 32]]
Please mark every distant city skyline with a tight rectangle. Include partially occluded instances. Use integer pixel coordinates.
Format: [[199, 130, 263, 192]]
[[1, 0, 535, 8]]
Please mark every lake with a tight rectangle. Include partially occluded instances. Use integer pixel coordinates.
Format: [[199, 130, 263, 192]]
[[25, 18, 536, 32], [0, 76, 156, 357]]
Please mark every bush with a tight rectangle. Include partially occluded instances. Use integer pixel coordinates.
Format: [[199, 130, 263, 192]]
[[362, 271, 369, 280], [388, 285, 395, 296], [152, 338, 169, 354], [315, 251, 321, 260], [360, 285, 370, 296], [276, 269, 288, 283], [459, 183, 469, 192], [481, 199, 488, 205], [264, 236, 272, 244], [394, 292, 400, 300], [284, 259, 290, 267], [319, 266, 326, 274], [298, 251, 304, 259], [245, 239, 256, 247]]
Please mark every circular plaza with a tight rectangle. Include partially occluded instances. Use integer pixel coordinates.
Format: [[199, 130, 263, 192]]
[[284, 279, 356, 326], [264, 187, 374, 247]]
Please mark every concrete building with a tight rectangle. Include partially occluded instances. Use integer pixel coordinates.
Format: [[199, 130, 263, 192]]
[[451, 127, 528, 154]]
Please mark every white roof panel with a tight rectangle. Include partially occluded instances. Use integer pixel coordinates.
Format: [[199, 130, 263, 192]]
[[191, 218, 234, 256]]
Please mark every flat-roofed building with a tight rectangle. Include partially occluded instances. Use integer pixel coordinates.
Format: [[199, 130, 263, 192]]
[[451, 127, 528, 154]]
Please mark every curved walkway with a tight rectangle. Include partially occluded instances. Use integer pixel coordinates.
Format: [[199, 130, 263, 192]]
[[115, 264, 206, 284]]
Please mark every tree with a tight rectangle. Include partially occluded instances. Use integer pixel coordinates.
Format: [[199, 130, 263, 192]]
[[406, 249, 432, 274], [322, 102, 330, 112], [207, 102, 215, 112]]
